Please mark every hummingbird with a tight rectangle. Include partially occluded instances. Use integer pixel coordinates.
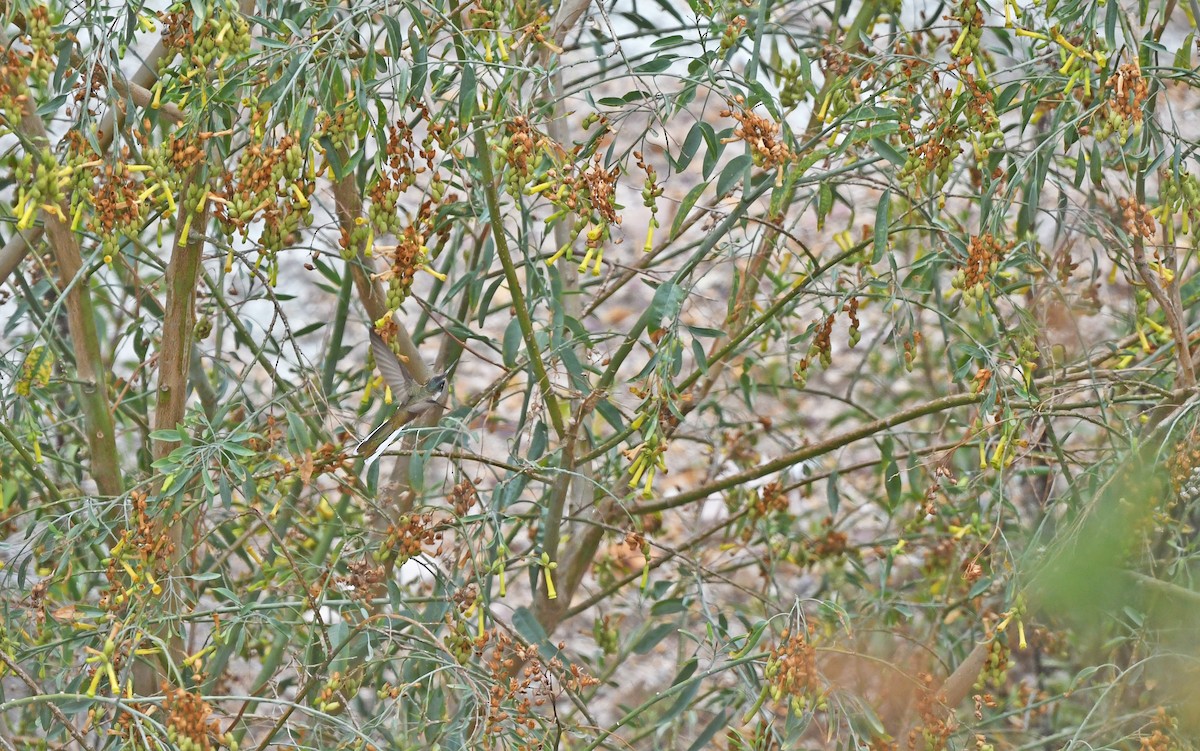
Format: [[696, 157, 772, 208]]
[[356, 332, 448, 468]]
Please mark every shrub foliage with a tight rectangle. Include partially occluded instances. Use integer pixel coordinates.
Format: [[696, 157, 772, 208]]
[[2, 0, 1200, 748]]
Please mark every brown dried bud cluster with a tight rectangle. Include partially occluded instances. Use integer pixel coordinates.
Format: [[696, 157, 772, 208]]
[[720, 96, 795, 172], [1118, 196, 1155, 239]]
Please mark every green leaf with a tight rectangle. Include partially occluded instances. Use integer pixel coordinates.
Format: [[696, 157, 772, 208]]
[[847, 122, 899, 145], [732, 620, 769, 659], [996, 82, 1022, 113], [968, 576, 993, 598], [651, 598, 687, 616], [691, 337, 708, 374], [816, 183, 833, 230], [635, 56, 675, 74], [662, 670, 700, 723], [671, 181, 708, 239], [647, 281, 686, 329], [459, 64, 477, 123], [633, 622, 677, 654], [512, 606, 548, 644], [744, 79, 781, 120], [502, 317, 522, 367], [223, 443, 256, 457], [873, 189, 890, 263], [652, 34, 687, 48], [674, 81, 698, 114], [870, 138, 906, 167], [36, 94, 69, 118], [687, 710, 731, 751], [670, 657, 699, 686], [700, 123, 723, 179], [261, 55, 303, 104], [595, 399, 625, 433], [479, 276, 505, 326], [884, 459, 902, 510], [381, 15, 405, 57], [716, 154, 753, 198], [1105, 0, 1118, 49], [1141, 39, 1169, 55], [528, 421, 547, 461], [286, 412, 309, 449], [841, 105, 900, 122]]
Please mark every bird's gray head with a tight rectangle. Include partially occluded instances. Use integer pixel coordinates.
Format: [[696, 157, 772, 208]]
[[427, 372, 448, 396]]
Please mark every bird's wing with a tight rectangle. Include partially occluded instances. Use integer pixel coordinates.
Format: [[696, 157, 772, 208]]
[[370, 332, 416, 405]]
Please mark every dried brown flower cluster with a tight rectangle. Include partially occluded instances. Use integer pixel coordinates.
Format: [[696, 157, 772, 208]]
[[845, 297, 861, 346], [449, 478, 480, 516], [362, 113, 450, 308], [163, 687, 234, 751], [908, 672, 956, 751], [531, 123, 625, 271], [793, 310, 846, 387], [1106, 61, 1147, 124], [949, 0, 984, 60], [89, 161, 143, 237], [576, 151, 622, 228], [721, 97, 795, 176], [963, 233, 1007, 287], [807, 517, 849, 560], [899, 117, 962, 192], [807, 313, 836, 369], [902, 330, 923, 371], [976, 636, 1011, 689], [720, 16, 747, 53], [1118, 195, 1156, 239], [500, 116, 543, 189], [159, 2, 250, 72], [99, 491, 176, 612], [752, 481, 788, 521], [480, 629, 599, 743], [765, 626, 823, 712], [24, 6, 57, 84], [822, 44, 854, 76], [1136, 709, 1179, 751], [340, 557, 386, 603], [314, 671, 359, 715], [378, 511, 442, 566], [1167, 432, 1200, 507], [953, 233, 1012, 304], [1092, 60, 1148, 142], [213, 123, 312, 260]]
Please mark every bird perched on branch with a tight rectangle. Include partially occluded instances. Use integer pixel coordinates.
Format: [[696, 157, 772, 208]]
[[357, 332, 447, 468]]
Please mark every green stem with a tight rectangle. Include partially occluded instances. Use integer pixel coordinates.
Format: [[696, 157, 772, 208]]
[[322, 262, 355, 399], [473, 125, 566, 439], [0, 419, 62, 503], [9, 84, 123, 497], [635, 391, 990, 515]]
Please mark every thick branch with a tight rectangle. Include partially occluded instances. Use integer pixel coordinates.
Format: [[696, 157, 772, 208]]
[[900, 642, 988, 749], [329, 172, 431, 382], [12, 73, 123, 497], [152, 180, 208, 460]]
